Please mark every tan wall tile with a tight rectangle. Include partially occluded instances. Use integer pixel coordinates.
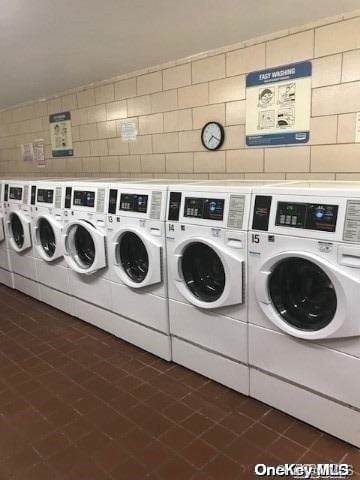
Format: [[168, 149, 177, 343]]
[[79, 124, 98, 141], [223, 125, 245, 149], [192, 104, 225, 130], [77, 89, 96, 108], [166, 153, 193, 172], [266, 30, 314, 67], [178, 84, 209, 108], [336, 173, 360, 180], [312, 55, 342, 88], [226, 44, 266, 76], [153, 132, 179, 153], [82, 156, 100, 172], [141, 154, 165, 172], [163, 64, 191, 90], [95, 84, 114, 104], [137, 71, 162, 95], [100, 156, 119, 172], [61, 94, 77, 111], [194, 151, 225, 172], [192, 55, 225, 84], [226, 149, 263, 172], [47, 98, 62, 115], [97, 121, 116, 139], [309, 116, 337, 145], [209, 76, 245, 104], [127, 95, 151, 117], [108, 137, 130, 155], [90, 139, 108, 156], [312, 82, 360, 116], [164, 109, 192, 132], [179, 173, 209, 179], [139, 113, 163, 135], [66, 157, 82, 173], [311, 144, 360, 172], [88, 105, 107, 123], [342, 49, 360, 83], [244, 173, 286, 180], [179, 130, 203, 152], [73, 141, 91, 157], [315, 17, 360, 57], [286, 172, 335, 180], [71, 108, 88, 126], [265, 146, 310, 172], [106, 101, 127, 121], [209, 173, 243, 179], [129, 135, 153, 154], [151, 89, 178, 113], [119, 155, 141, 172], [114, 78, 137, 100], [337, 113, 356, 143]]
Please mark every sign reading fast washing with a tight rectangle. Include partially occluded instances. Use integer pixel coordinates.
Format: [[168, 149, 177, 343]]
[[246, 61, 312, 146]]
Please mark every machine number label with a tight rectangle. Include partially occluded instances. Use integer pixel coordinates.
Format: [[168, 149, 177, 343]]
[[251, 233, 260, 244]]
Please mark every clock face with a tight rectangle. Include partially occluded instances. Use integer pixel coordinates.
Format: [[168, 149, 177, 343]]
[[201, 122, 224, 150]]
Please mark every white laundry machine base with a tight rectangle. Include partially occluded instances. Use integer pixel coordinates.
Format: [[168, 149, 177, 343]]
[[251, 368, 360, 447], [71, 297, 172, 361], [0, 268, 13, 288], [13, 273, 40, 300], [172, 336, 249, 394]]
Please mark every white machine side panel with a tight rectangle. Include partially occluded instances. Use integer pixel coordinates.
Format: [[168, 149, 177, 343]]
[[251, 369, 360, 448], [249, 325, 360, 408]]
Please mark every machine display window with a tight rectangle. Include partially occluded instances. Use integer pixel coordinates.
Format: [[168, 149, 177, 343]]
[[37, 189, 54, 204], [184, 197, 225, 221], [269, 257, 337, 331], [117, 231, 149, 283], [38, 218, 56, 257], [9, 187, 22, 201], [73, 191, 95, 208], [120, 194, 148, 213], [181, 242, 225, 302]]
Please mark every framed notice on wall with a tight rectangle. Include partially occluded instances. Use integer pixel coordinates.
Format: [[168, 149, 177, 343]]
[[49, 111, 74, 157], [246, 61, 312, 146]]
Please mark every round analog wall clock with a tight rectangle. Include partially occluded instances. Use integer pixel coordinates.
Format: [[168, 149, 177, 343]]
[[201, 122, 225, 151]]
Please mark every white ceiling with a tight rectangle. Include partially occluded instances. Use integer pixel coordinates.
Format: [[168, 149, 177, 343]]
[[1, 0, 359, 109]]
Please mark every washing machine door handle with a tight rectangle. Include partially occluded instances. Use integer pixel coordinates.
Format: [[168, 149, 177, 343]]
[[256, 270, 271, 304], [174, 253, 183, 282], [0, 215, 5, 242]]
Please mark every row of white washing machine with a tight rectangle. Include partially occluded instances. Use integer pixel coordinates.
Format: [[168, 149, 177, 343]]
[[0, 177, 360, 447]]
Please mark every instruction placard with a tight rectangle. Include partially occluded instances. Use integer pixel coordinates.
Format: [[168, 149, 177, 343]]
[[246, 61, 312, 146], [49, 111, 73, 157]]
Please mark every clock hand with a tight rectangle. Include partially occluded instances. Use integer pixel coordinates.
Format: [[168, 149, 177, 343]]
[[212, 136, 220, 141]]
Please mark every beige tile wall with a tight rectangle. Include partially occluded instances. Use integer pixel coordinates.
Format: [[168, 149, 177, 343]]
[[2, 11, 360, 180]]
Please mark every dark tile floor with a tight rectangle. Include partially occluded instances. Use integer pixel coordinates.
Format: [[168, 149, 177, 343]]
[[0, 284, 358, 480]]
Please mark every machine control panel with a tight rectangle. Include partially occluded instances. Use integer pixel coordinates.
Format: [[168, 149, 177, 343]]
[[73, 190, 95, 208], [275, 202, 338, 232], [168, 192, 182, 221], [37, 189, 54, 204], [31, 186, 36, 205], [108, 189, 118, 214], [4, 184, 9, 202], [252, 196, 272, 231], [9, 187, 22, 201], [120, 193, 148, 213], [184, 197, 225, 221]]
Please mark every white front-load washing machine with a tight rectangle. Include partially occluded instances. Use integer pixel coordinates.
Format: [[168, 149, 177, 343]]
[[0, 180, 14, 288], [104, 180, 173, 360], [61, 181, 111, 323], [166, 181, 260, 393], [248, 181, 360, 447], [32, 179, 73, 314], [5, 179, 40, 299]]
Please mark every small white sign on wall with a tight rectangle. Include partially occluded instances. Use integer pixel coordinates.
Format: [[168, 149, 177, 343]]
[[33, 139, 46, 168], [355, 112, 360, 143], [21, 143, 34, 162], [120, 120, 138, 141]]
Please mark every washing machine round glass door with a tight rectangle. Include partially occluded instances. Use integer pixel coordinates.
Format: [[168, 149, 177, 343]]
[[181, 242, 225, 302], [38, 218, 56, 258], [69, 224, 96, 269], [269, 257, 337, 331], [118, 231, 149, 283], [10, 213, 24, 249]]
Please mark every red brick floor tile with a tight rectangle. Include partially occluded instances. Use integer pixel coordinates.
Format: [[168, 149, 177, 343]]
[[181, 438, 218, 468]]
